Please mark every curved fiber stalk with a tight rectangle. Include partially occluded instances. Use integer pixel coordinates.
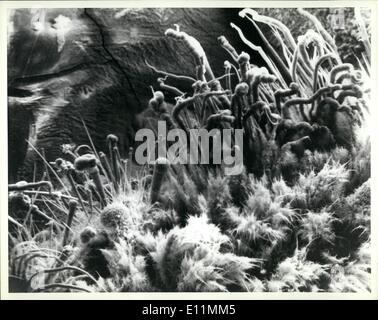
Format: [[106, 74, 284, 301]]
[[74, 154, 107, 207], [231, 83, 249, 129], [99, 151, 116, 190], [205, 113, 235, 130], [32, 283, 92, 293], [172, 91, 230, 132], [297, 8, 337, 52], [158, 77, 185, 97], [200, 96, 220, 124], [90, 166, 107, 207], [330, 64, 354, 84], [106, 134, 119, 193], [112, 146, 122, 178], [62, 200, 78, 247], [224, 61, 232, 96], [251, 74, 277, 104], [274, 82, 301, 113], [75, 144, 93, 156], [145, 59, 196, 83], [335, 73, 352, 84], [202, 82, 230, 115], [218, 36, 239, 62], [291, 39, 313, 85], [239, 8, 296, 50], [9, 181, 52, 192], [240, 15, 292, 85], [282, 84, 341, 119], [230, 23, 286, 88], [165, 27, 215, 80], [313, 53, 340, 92], [66, 170, 88, 216], [354, 8, 371, 64], [298, 37, 313, 73], [243, 101, 269, 128], [336, 89, 363, 105]]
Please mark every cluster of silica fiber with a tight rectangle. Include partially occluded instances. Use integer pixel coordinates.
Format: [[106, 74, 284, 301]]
[[8, 8, 371, 293]]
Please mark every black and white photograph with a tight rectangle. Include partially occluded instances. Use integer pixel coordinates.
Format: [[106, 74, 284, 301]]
[[2, 1, 376, 297]]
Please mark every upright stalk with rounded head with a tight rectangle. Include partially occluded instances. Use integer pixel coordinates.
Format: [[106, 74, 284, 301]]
[[237, 52, 251, 82], [62, 200, 78, 247], [74, 154, 107, 207], [231, 83, 249, 129], [106, 134, 120, 193], [55, 160, 88, 216], [150, 157, 170, 204], [99, 151, 116, 189]]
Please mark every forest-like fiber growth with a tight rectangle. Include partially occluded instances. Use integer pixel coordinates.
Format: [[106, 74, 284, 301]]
[[8, 8, 371, 292]]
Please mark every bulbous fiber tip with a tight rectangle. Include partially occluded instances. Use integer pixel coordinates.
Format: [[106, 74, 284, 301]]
[[74, 154, 97, 171], [218, 35, 227, 43], [238, 8, 256, 18], [154, 91, 165, 103], [238, 52, 250, 63], [235, 82, 249, 96], [164, 28, 175, 36], [106, 134, 119, 144], [69, 199, 78, 208], [290, 82, 300, 91]]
